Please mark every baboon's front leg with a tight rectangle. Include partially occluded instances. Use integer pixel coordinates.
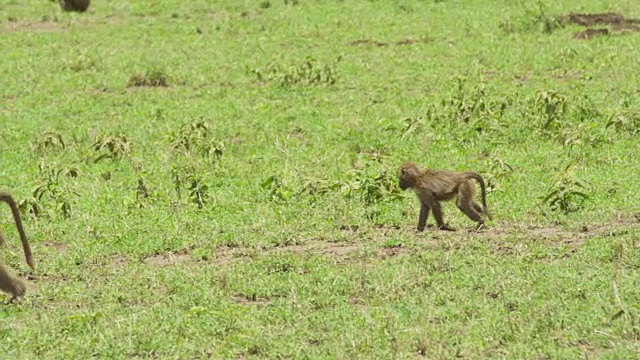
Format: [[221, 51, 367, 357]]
[[417, 203, 430, 232], [431, 200, 455, 231]]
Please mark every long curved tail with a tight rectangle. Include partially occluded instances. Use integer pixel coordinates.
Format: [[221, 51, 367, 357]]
[[463, 172, 493, 220], [0, 191, 34, 269]]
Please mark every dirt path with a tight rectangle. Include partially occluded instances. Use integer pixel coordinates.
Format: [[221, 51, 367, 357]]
[[173, 217, 640, 267]]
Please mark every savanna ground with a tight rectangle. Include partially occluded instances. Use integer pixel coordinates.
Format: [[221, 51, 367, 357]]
[[2, 0, 640, 358]]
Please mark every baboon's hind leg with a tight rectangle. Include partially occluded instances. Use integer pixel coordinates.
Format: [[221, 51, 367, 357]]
[[472, 202, 484, 215], [0, 263, 26, 303], [473, 201, 493, 220], [456, 182, 484, 224], [456, 201, 484, 223]]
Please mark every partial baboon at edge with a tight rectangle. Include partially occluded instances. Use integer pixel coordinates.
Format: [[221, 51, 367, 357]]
[[398, 162, 493, 231], [58, 0, 90, 12], [0, 191, 34, 303]]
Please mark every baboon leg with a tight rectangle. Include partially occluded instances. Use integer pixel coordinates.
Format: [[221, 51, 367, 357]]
[[457, 181, 484, 224], [430, 200, 454, 231], [0, 263, 26, 303], [417, 203, 430, 232], [457, 202, 484, 223], [472, 202, 484, 215], [472, 201, 493, 220], [456, 198, 484, 224]]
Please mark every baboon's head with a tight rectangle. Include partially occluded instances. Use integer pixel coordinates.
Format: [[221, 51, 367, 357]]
[[398, 162, 420, 190]]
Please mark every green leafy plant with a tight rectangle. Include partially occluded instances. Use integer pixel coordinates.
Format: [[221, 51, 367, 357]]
[[170, 165, 210, 208], [535, 90, 567, 131], [64, 52, 98, 72], [247, 55, 341, 87], [484, 158, 514, 192], [91, 134, 132, 163], [540, 164, 592, 214], [298, 177, 342, 204], [488, 158, 514, 178], [261, 175, 293, 203], [606, 111, 640, 134], [343, 165, 402, 206], [442, 78, 508, 128], [136, 178, 150, 200], [381, 116, 426, 140], [131, 177, 152, 209], [20, 162, 79, 219], [186, 172, 209, 209], [169, 121, 224, 166], [558, 123, 610, 149], [127, 68, 169, 87], [499, 2, 561, 34], [34, 131, 66, 155]]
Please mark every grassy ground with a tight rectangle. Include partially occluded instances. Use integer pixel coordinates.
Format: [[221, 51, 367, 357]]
[[2, 0, 640, 358]]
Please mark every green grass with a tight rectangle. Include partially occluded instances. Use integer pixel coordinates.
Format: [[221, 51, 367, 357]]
[[2, 0, 640, 358]]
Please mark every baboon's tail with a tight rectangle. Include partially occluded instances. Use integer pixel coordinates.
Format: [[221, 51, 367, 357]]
[[0, 192, 34, 269], [463, 172, 493, 220]]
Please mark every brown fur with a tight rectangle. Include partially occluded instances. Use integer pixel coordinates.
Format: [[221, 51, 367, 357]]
[[59, 0, 90, 12], [0, 191, 34, 303], [398, 162, 493, 231]]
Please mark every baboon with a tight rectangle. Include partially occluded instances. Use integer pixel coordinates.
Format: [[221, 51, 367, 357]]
[[398, 162, 493, 231], [58, 0, 90, 12], [0, 191, 34, 303]]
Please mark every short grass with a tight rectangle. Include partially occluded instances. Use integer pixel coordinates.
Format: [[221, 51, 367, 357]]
[[2, 0, 640, 358]]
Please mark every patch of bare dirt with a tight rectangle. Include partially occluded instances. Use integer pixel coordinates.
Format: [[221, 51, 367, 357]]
[[43, 242, 68, 253], [349, 39, 388, 47], [263, 240, 362, 263], [395, 38, 417, 46], [127, 73, 168, 88], [339, 224, 360, 232], [239, 225, 408, 263], [348, 297, 365, 305], [551, 70, 584, 81], [514, 74, 528, 82], [212, 245, 254, 266], [557, 12, 640, 29], [141, 218, 640, 267], [110, 255, 129, 267], [530, 220, 638, 245], [232, 295, 272, 308], [373, 223, 401, 231], [348, 38, 424, 47], [222, 220, 639, 263], [2, 20, 62, 33], [573, 28, 609, 39], [320, 244, 361, 257], [556, 12, 640, 40], [379, 246, 411, 260], [482, 218, 640, 258], [86, 87, 111, 95], [144, 251, 194, 266]]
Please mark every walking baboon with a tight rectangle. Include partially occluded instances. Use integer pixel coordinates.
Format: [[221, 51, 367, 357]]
[[58, 0, 90, 12], [0, 191, 34, 303], [398, 162, 492, 231]]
